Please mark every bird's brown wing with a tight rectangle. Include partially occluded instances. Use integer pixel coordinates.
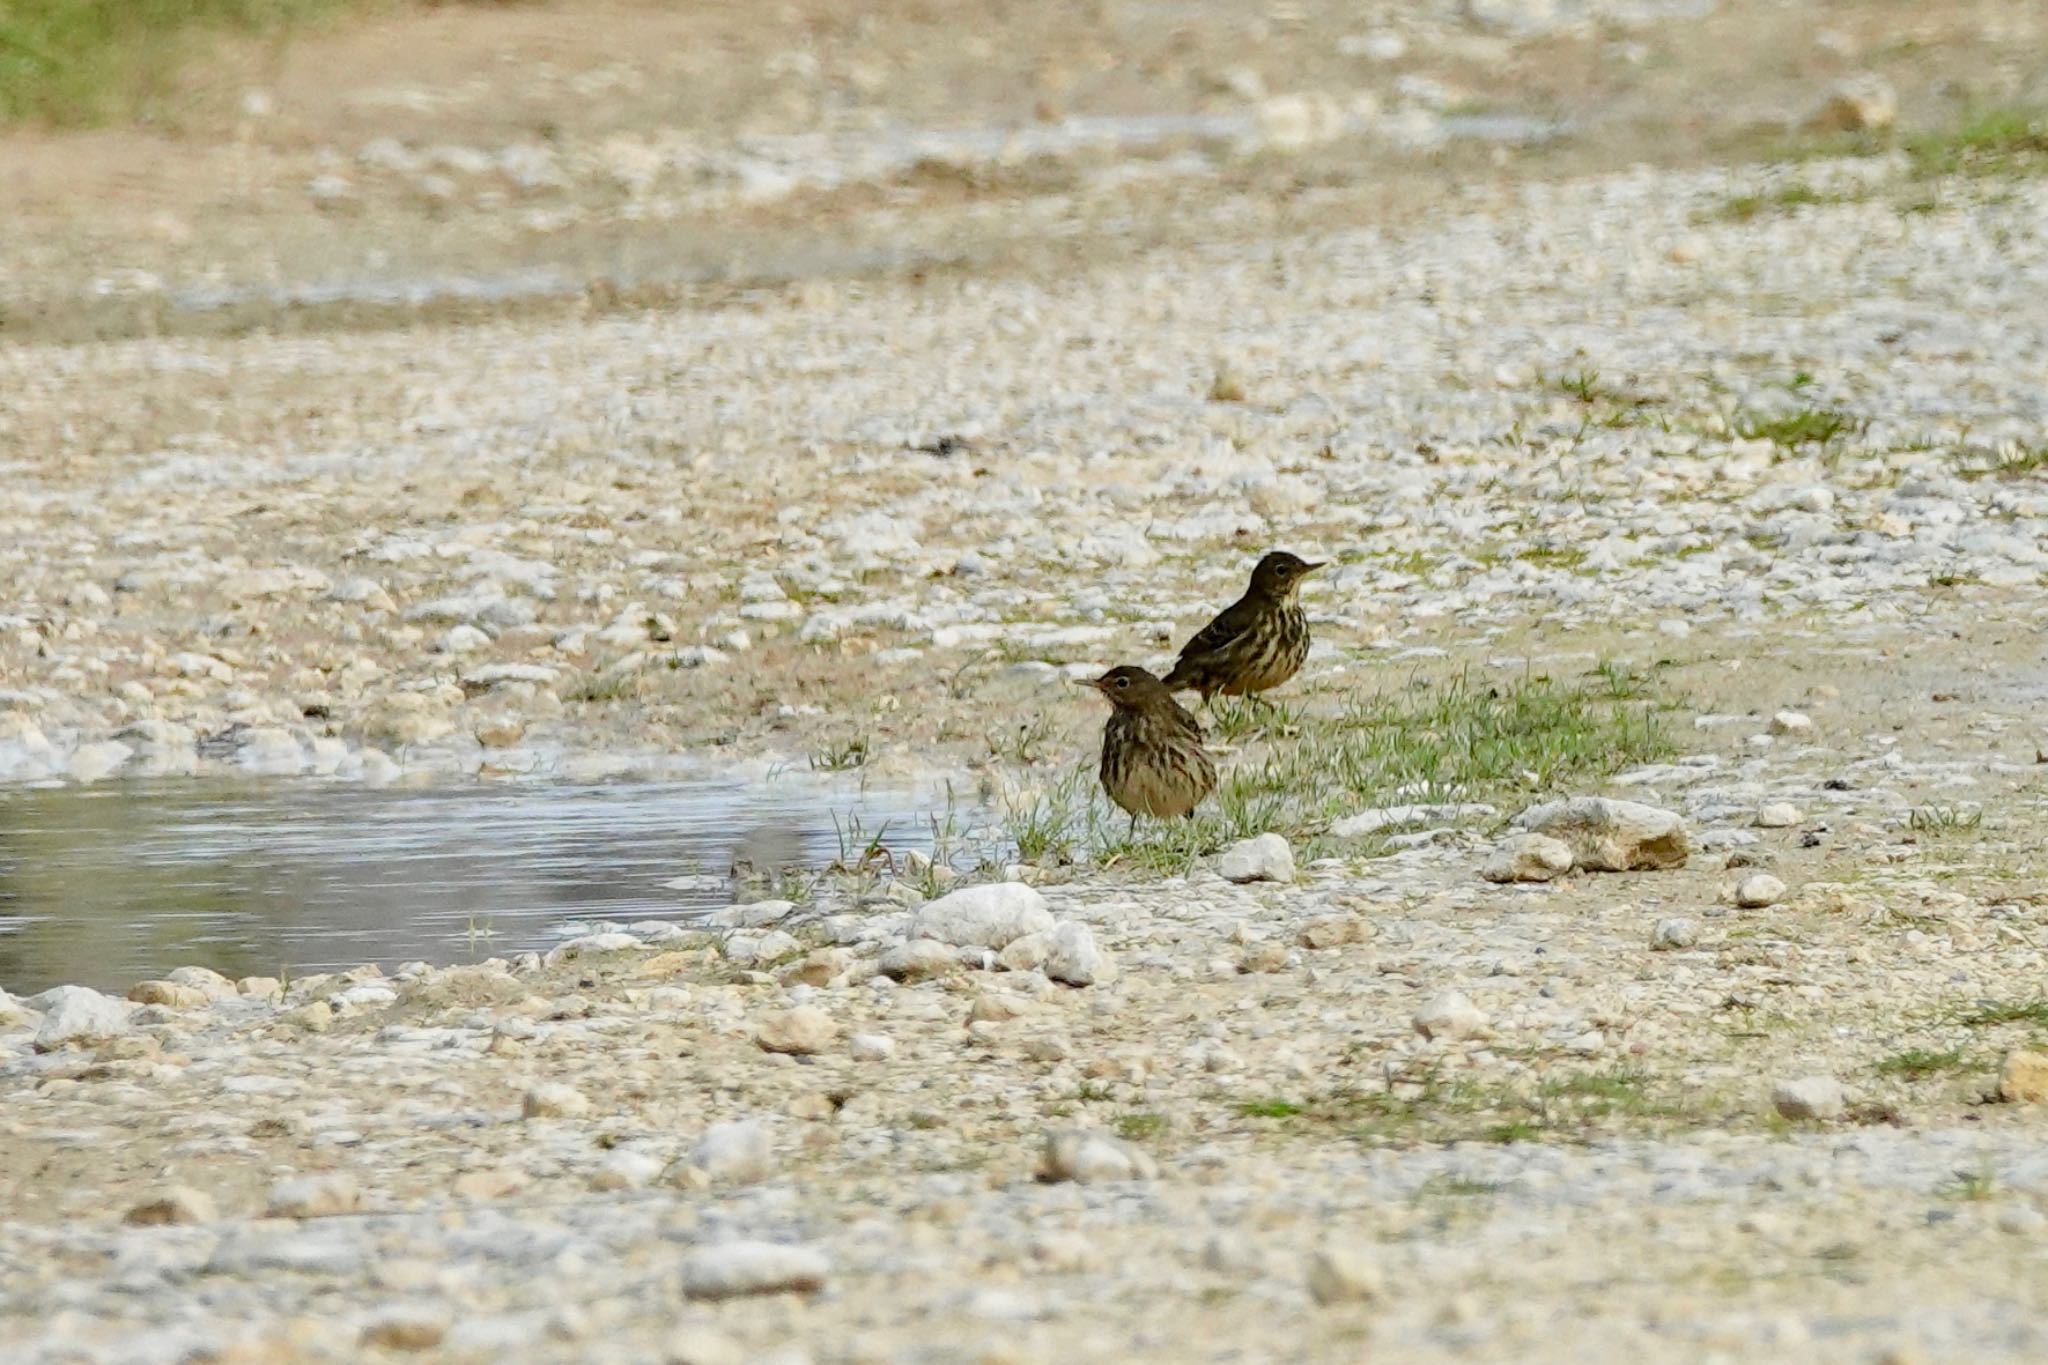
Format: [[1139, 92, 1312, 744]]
[[1164, 594, 1258, 680]]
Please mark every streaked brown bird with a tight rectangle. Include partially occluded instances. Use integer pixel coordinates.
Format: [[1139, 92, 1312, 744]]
[[1161, 550, 1324, 704], [1079, 665, 1217, 837]]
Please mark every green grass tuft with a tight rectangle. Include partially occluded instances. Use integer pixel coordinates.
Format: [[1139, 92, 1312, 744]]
[[1874, 1047, 1971, 1080], [1734, 407, 1865, 450], [1907, 107, 2048, 179], [1115, 1112, 1168, 1142], [1956, 999, 2048, 1029], [0, 0, 358, 126], [1237, 1099, 1305, 1119]]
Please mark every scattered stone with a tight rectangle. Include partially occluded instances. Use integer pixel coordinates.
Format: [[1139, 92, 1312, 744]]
[[284, 1001, 334, 1034], [1481, 833, 1575, 883], [1768, 710, 1814, 737], [1039, 1129, 1158, 1184], [1297, 915, 1371, 949], [878, 938, 960, 981], [1756, 802, 1803, 828], [32, 985, 133, 1050], [1043, 921, 1117, 988], [167, 965, 238, 999], [544, 931, 641, 967], [662, 1329, 748, 1365], [522, 1082, 592, 1119], [909, 882, 1054, 947], [1996, 1204, 2048, 1236], [756, 1005, 838, 1055], [721, 929, 802, 966], [1736, 873, 1788, 908], [968, 993, 1036, 1024], [1020, 1036, 1071, 1063], [1650, 918, 1698, 951], [1412, 991, 1487, 1040], [124, 1187, 218, 1226], [1237, 941, 1290, 974], [1809, 73, 1898, 132], [1998, 1051, 2048, 1104], [361, 1309, 450, 1353], [690, 1120, 774, 1185], [1331, 803, 1496, 837], [126, 980, 211, 1009], [1215, 833, 1295, 884], [1307, 1244, 1385, 1306], [679, 1241, 829, 1300], [1772, 1076, 1846, 1121], [590, 1151, 665, 1192], [451, 1168, 530, 1202], [709, 899, 797, 929], [848, 1033, 896, 1061], [1512, 797, 1689, 871], [266, 1172, 362, 1219]]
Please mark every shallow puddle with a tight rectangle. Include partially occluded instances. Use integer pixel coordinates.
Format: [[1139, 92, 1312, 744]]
[[0, 775, 980, 995]]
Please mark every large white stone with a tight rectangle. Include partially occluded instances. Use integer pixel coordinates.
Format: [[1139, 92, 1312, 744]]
[[1511, 797, 1688, 871], [1411, 991, 1488, 1040], [1039, 1129, 1157, 1184], [1044, 922, 1116, 988], [910, 883, 1054, 948], [32, 985, 133, 1050], [1214, 833, 1295, 884], [679, 1242, 829, 1300]]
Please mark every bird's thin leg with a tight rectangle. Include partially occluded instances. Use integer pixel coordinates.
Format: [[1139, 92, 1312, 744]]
[[1127, 812, 1138, 842]]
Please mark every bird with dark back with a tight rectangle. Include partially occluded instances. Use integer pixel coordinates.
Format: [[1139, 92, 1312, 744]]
[[1161, 550, 1324, 703], [1079, 665, 1218, 837]]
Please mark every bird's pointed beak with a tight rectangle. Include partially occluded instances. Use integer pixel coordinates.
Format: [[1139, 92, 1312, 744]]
[[1072, 676, 1101, 690], [1301, 561, 1327, 574]]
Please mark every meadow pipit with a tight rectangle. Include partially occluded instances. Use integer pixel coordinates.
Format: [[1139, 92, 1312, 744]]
[[1161, 550, 1323, 704], [1079, 665, 1218, 837]]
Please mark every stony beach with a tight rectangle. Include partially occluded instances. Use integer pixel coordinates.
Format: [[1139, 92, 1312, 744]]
[[5, 0, 2048, 1359]]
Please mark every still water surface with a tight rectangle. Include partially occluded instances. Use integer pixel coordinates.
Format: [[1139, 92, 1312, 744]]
[[0, 776, 975, 995]]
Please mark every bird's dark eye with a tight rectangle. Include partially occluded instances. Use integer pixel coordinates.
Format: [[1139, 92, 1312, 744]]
[[1115, 677, 1129, 689]]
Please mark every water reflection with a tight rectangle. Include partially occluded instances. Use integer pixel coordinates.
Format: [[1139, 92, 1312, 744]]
[[0, 777, 970, 995]]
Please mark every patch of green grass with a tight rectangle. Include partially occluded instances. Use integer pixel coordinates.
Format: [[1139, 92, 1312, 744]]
[[1875, 1047, 1971, 1080], [985, 713, 1057, 765], [0, 0, 355, 127], [1907, 107, 2048, 179], [1734, 407, 1866, 450], [1536, 1068, 1680, 1120], [566, 671, 638, 704], [1005, 670, 1672, 875], [1237, 1099, 1305, 1119], [1206, 694, 1303, 744], [1516, 545, 1589, 572], [1955, 442, 2048, 482], [1956, 999, 2048, 1029], [1115, 1112, 1168, 1142], [1709, 182, 1853, 222], [1939, 1168, 1999, 1202], [1908, 805, 1984, 837], [1484, 1119, 1543, 1144], [1550, 369, 1607, 403], [1591, 658, 1651, 700], [809, 736, 871, 772]]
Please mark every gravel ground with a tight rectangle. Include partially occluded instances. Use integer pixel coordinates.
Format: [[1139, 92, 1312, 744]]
[[4, 150, 2048, 1362], [5, 2, 2048, 1360]]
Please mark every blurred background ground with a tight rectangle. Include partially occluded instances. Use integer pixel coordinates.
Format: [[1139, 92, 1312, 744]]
[[1, 0, 2043, 343]]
